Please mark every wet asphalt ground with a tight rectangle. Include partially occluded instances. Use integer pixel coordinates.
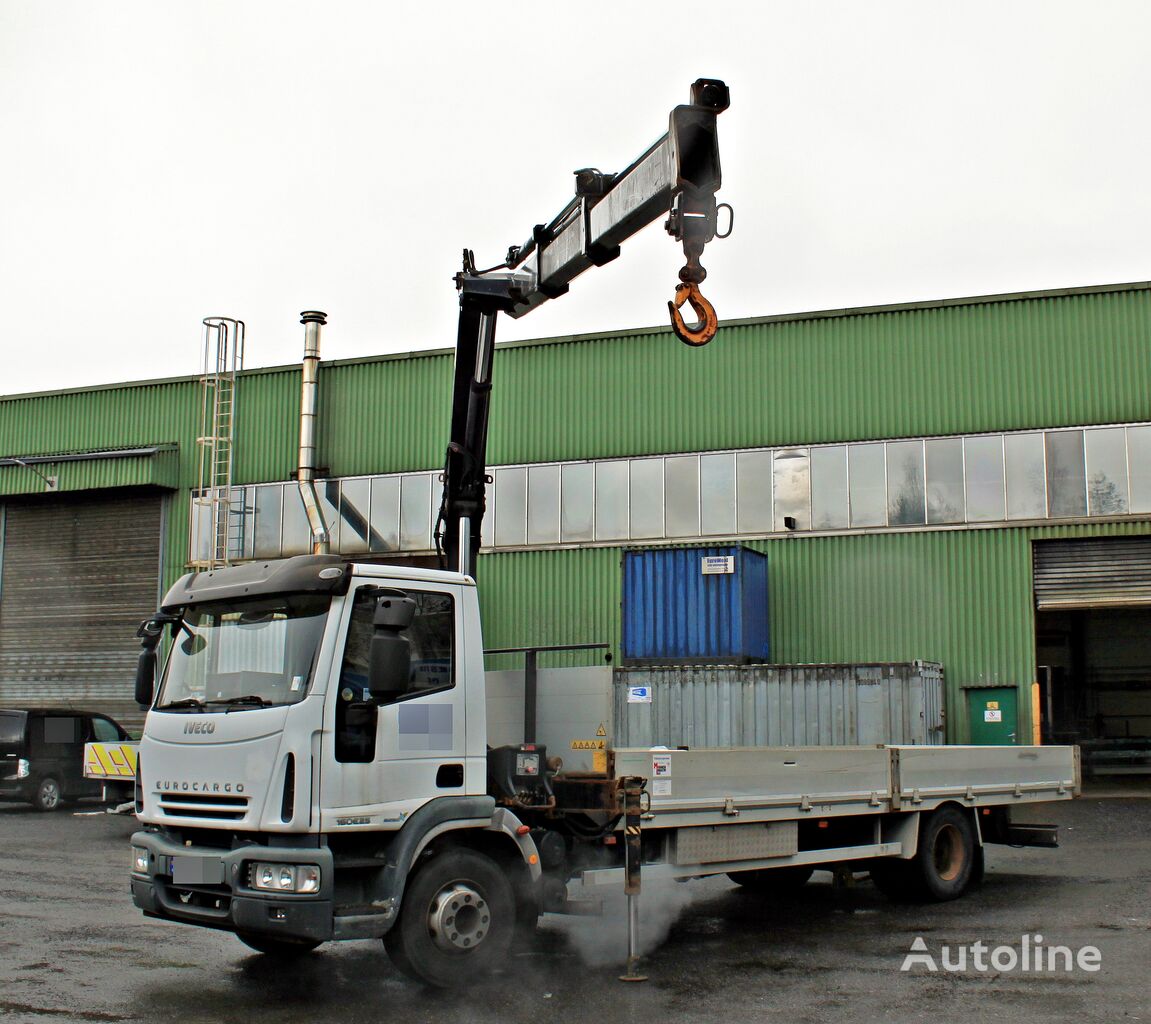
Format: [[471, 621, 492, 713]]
[[1, 790, 1148, 1024]]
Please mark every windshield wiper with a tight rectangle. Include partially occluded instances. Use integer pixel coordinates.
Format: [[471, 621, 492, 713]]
[[157, 698, 206, 711], [206, 695, 275, 711]]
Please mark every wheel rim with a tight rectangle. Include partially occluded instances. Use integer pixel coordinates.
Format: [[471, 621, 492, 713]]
[[932, 823, 965, 881], [426, 882, 490, 953], [39, 779, 60, 810]]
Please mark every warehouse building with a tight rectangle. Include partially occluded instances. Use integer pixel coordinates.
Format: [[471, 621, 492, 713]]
[[1, 282, 1149, 766]]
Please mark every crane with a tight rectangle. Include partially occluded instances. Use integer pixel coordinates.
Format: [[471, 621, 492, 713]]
[[436, 78, 732, 576]]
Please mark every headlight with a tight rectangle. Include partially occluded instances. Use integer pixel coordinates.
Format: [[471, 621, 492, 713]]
[[249, 862, 320, 894], [132, 847, 150, 873], [16, 758, 30, 779]]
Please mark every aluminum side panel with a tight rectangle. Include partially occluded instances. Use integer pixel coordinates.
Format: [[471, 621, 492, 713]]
[[613, 745, 892, 815], [892, 744, 1078, 799]]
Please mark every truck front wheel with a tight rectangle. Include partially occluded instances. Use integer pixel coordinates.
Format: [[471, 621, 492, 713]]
[[871, 806, 976, 902], [384, 849, 514, 987]]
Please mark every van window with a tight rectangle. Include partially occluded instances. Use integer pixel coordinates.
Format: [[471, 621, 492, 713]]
[[0, 712, 26, 746], [92, 717, 121, 742]]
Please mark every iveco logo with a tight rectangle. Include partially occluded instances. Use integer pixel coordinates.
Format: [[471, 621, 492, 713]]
[[183, 721, 216, 734]]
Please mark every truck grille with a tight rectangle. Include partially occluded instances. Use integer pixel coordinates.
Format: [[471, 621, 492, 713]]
[[158, 793, 250, 821]]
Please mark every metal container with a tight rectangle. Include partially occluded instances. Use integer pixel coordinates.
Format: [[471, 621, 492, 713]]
[[615, 662, 944, 747], [622, 546, 769, 664]]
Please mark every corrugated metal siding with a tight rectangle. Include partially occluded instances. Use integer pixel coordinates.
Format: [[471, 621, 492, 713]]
[[1034, 537, 1151, 608], [230, 368, 302, 484], [488, 286, 1151, 463], [0, 451, 179, 497], [0, 492, 162, 729], [320, 353, 453, 478], [473, 522, 1151, 741], [0, 381, 201, 472], [614, 663, 944, 747]]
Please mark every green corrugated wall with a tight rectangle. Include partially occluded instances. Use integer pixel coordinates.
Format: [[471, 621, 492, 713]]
[[477, 521, 1151, 741], [2, 283, 1150, 740]]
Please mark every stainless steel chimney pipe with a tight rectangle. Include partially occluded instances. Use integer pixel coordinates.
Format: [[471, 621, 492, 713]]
[[297, 311, 330, 554]]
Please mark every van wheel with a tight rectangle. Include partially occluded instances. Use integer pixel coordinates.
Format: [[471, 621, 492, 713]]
[[33, 777, 62, 812], [727, 865, 814, 891], [870, 806, 976, 902], [236, 932, 322, 956], [384, 849, 514, 987]]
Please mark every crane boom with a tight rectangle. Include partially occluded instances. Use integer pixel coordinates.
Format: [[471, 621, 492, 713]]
[[436, 79, 731, 577]]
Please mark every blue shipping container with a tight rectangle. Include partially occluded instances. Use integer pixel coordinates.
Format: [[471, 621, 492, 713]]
[[622, 546, 770, 664]]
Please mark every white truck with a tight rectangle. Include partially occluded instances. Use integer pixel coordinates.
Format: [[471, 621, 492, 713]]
[[128, 80, 1078, 986], [129, 555, 1077, 986]]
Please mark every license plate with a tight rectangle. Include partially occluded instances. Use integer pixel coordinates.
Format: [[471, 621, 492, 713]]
[[171, 855, 225, 885]]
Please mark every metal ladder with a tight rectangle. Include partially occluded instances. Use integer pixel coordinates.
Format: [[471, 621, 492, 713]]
[[192, 317, 245, 569]]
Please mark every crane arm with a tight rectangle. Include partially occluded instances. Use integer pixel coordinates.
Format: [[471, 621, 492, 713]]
[[437, 78, 731, 576]]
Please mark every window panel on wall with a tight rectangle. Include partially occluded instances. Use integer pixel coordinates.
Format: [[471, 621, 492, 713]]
[[964, 436, 1005, 522], [399, 473, 433, 550], [701, 453, 736, 536], [629, 459, 664, 539], [925, 438, 964, 524], [810, 445, 848, 529], [494, 467, 527, 546], [1084, 428, 1129, 515], [773, 449, 810, 531], [849, 443, 886, 527], [736, 451, 772, 533], [664, 456, 700, 538], [339, 478, 371, 554], [1045, 430, 1087, 518], [318, 481, 341, 551], [560, 463, 594, 542], [1005, 433, 1046, 519], [594, 461, 629, 541], [253, 484, 283, 558], [887, 440, 925, 525], [1129, 426, 1151, 513], [527, 465, 561, 545], [281, 489, 312, 555], [229, 488, 254, 559], [368, 476, 400, 552], [189, 497, 212, 564]]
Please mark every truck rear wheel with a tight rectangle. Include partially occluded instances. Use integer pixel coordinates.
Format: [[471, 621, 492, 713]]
[[870, 806, 976, 902], [384, 849, 514, 987], [727, 865, 814, 892]]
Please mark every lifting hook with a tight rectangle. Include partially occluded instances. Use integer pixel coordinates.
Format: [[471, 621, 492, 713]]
[[668, 281, 718, 347]]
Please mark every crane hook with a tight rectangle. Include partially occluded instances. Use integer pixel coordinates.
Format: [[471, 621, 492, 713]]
[[668, 281, 718, 347]]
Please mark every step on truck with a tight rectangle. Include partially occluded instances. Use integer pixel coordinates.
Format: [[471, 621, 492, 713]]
[[128, 80, 1079, 986]]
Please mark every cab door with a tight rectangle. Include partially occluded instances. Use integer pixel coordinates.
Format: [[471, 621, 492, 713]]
[[318, 580, 468, 827]]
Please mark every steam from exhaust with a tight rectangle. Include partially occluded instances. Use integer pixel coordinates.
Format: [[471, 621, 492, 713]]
[[551, 882, 697, 967]]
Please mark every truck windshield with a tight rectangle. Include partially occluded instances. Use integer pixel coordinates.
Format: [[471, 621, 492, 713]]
[[157, 594, 330, 710]]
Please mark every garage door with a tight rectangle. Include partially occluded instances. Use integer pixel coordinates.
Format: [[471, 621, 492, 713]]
[[1034, 537, 1151, 609], [0, 491, 163, 726]]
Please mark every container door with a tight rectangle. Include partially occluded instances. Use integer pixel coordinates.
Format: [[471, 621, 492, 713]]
[[966, 687, 1018, 744]]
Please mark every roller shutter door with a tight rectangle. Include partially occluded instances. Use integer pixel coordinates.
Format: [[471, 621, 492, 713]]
[[1034, 537, 1151, 609], [0, 491, 162, 725]]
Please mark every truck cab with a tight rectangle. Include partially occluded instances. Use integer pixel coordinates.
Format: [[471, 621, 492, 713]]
[[131, 555, 542, 984]]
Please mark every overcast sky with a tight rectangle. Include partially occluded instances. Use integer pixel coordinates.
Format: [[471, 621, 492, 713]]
[[2, 1, 1149, 397]]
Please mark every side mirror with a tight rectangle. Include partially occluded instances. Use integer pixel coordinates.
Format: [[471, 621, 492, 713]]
[[374, 593, 417, 630], [366, 592, 417, 703], [135, 648, 156, 707]]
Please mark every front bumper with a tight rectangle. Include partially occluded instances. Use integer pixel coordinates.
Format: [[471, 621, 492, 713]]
[[130, 830, 336, 944]]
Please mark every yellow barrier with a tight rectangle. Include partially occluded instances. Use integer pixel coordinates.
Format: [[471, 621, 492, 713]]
[[83, 742, 138, 780]]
